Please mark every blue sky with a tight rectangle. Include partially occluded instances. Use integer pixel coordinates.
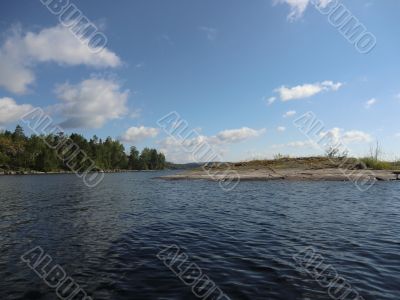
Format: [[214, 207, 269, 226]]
[[0, 0, 399, 162]]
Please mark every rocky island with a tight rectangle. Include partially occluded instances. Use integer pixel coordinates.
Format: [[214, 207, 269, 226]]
[[161, 157, 400, 182]]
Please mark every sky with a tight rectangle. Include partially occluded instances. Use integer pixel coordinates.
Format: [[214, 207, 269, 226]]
[[0, 0, 399, 163]]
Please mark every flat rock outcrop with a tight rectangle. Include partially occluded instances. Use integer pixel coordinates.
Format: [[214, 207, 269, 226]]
[[160, 168, 399, 182]]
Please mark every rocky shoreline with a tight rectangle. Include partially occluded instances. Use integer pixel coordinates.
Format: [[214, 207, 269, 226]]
[[160, 168, 400, 182]]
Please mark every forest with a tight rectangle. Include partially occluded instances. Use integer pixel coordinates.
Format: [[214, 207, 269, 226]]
[[0, 125, 166, 172]]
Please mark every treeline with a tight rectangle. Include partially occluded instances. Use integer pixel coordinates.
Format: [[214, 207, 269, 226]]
[[0, 125, 166, 172]]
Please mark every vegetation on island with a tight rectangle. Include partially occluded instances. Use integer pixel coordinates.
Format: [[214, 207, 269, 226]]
[[203, 143, 399, 172], [0, 125, 166, 173], [269, 142, 399, 171]]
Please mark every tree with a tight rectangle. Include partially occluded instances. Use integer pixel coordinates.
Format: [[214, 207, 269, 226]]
[[149, 149, 159, 169], [128, 146, 140, 169], [157, 152, 166, 169], [12, 125, 26, 141], [140, 148, 151, 170]]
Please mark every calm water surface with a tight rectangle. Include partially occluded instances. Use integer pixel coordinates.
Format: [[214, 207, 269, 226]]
[[0, 172, 399, 299]]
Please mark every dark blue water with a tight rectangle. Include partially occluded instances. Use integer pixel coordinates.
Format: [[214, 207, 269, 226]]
[[0, 172, 399, 299]]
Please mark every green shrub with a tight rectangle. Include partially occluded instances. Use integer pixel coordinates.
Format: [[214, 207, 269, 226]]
[[360, 158, 393, 170]]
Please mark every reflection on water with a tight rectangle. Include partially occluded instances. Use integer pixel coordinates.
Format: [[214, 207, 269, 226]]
[[0, 172, 399, 299]]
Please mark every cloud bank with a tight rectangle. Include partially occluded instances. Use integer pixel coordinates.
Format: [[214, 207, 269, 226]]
[[55, 78, 129, 129], [0, 25, 121, 94], [0, 97, 33, 125], [159, 127, 266, 163], [120, 126, 159, 143]]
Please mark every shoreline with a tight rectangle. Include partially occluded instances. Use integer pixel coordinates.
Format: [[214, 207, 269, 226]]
[[160, 168, 400, 182], [160, 157, 400, 182], [0, 169, 163, 176]]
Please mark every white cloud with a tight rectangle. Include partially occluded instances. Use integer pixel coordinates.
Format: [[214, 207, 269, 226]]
[[158, 135, 218, 163], [322, 81, 342, 91], [0, 97, 33, 125], [342, 130, 372, 144], [395, 133, 400, 138], [158, 127, 266, 163], [272, 128, 372, 154], [120, 126, 159, 143], [275, 0, 309, 21], [275, 81, 342, 101], [198, 26, 218, 41], [275, 0, 334, 21], [24, 26, 120, 67], [283, 110, 297, 118], [365, 98, 377, 109], [55, 78, 129, 129], [0, 25, 121, 94], [277, 126, 286, 132], [0, 50, 35, 94], [320, 128, 372, 145], [266, 96, 276, 105], [216, 127, 266, 143]]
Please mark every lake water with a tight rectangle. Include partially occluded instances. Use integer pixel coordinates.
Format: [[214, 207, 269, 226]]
[[0, 172, 399, 299]]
